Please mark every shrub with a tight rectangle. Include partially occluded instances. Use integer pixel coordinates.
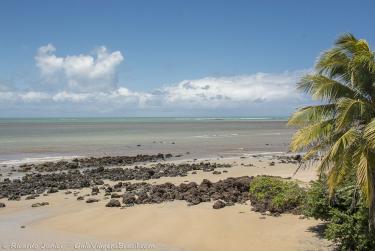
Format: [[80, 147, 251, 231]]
[[325, 207, 375, 251], [303, 178, 332, 221], [249, 176, 306, 213], [303, 177, 375, 250]]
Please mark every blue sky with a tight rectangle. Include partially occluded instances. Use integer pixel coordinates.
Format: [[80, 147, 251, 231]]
[[0, 0, 374, 117]]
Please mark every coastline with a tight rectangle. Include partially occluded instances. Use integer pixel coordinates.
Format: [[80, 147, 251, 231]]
[[0, 153, 331, 251]]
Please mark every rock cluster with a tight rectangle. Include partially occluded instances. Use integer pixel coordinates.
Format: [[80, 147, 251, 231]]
[[83, 162, 230, 181], [18, 153, 173, 172], [119, 176, 252, 208], [0, 162, 231, 200], [275, 155, 302, 164]]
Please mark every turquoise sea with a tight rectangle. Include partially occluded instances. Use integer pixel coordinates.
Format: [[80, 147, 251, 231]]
[[0, 117, 294, 163]]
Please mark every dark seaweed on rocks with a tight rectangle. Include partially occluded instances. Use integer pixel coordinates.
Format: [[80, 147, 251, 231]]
[[0, 162, 231, 199], [18, 153, 173, 172]]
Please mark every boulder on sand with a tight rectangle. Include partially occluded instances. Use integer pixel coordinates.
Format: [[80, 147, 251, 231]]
[[86, 198, 99, 203], [213, 200, 226, 209], [106, 199, 121, 207]]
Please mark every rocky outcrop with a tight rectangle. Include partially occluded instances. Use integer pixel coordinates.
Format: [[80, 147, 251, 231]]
[[120, 176, 252, 208], [18, 153, 173, 172], [0, 162, 231, 200]]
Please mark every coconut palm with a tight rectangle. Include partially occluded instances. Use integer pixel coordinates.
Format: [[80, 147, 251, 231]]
[[288, 33, 375, 226]]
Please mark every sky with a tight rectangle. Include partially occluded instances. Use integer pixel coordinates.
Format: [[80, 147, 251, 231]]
[[0, 0, 374, 117]]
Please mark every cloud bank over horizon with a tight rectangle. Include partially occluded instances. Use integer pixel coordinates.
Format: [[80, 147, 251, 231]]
[[0, 44, 311, 117]]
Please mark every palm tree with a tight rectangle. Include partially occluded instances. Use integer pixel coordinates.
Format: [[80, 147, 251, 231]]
[[288, 33, 375, 226]]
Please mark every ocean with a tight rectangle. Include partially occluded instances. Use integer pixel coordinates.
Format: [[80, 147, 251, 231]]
[[0, 117, 295, 164]]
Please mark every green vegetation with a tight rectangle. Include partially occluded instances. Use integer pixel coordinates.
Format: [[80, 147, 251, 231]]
[[288, 33, 375, 227], [304, 178, 375, 250], [249, 176, 305, 213], [249, 175, 375, 250]]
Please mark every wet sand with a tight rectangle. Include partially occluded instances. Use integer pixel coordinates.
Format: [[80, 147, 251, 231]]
[[0, 155, 331, 251]]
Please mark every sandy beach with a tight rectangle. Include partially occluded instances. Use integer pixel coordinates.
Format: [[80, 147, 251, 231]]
[[0, 155, 332, 251]]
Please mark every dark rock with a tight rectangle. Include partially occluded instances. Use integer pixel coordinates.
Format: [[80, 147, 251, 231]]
[[17, 154, 172, 172], [0, 160, 232, 200], [106, 199, 121, 207], [111, 193, 122, 198], [213, 200, 226, 209], [31, 202, 49, 207], [91, 186, 99, 194], [86, 198, 99, 203], [0, 202, 5, 208], [8, 195, 21, 201], [47, 187, 58, 193], [25, 195, 38, 200]]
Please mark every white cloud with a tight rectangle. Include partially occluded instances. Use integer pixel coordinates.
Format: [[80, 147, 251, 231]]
[[0, 44, 311, 116], [162, 72, 305, 108], [35, 44, 124, 92], [0, 70, 309, 115], [19, 91, 50, 102]]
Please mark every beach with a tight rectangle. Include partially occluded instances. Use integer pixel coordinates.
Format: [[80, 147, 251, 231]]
[[0, 119, 332, 251], [0, 155, 331, 251]]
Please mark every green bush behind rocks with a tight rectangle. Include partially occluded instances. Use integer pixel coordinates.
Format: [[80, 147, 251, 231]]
[[249, 176, 306, 214], [248, 175, 375, 250]]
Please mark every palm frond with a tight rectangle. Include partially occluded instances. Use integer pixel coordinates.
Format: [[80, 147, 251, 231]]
[[355, 148, 375, 226], [317, 128, 359, 175], [290, 119, 334, 152], [316, 47, 351, 83], [287, 104, 336, 127], [364, 119, 375, 148], [336, 97, 375, 130], [298, 74, 364, 102]]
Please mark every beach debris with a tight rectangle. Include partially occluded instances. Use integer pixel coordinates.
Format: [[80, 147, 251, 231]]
[[212, 171, 221, 175], [0, 202, 5, 208]]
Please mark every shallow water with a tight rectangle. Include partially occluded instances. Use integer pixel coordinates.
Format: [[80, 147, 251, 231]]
[[0, 117, 294, 163]]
